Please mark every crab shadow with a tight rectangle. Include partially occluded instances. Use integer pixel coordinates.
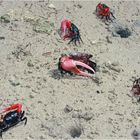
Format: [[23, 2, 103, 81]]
[[108, 21, 132, 38], [49, 69, 100, 85], [49, 69, 87, 80]]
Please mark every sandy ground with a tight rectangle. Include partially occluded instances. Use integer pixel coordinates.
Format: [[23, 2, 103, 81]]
[[0, 0, 140, 139]]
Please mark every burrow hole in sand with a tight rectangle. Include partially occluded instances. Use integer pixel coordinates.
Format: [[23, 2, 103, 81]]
[[116, 27, 131, 38], [69, 126, 82, 138], [131, 130, 140, 140]]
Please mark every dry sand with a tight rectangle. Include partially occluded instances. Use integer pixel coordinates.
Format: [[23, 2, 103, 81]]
[[0, 0, 140, 139]]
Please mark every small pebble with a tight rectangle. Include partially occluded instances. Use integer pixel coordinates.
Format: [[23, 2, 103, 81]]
[[106, 36, 112, 43], [48, 4, 56, 9], [39, 134, 46, 139], [81, 112, 93, 121], [38, 100, 42, 104], [29, 134, 34, 139], [111, 61, 119, 66], [27, 61, 34, 67], [96, 90, 100, 94], [9, 76, 20, 86], [90, 40, 96, 45], [77, 4, 82, 9], [29, 94, 34, 98], [64, 105, 73, 113], [0, 36, 5, 40]]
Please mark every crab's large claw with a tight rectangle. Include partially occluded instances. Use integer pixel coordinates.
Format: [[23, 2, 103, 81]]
[[60, 19, 71, 40], [60, 56, 95, 77], [0, 103, 22, 114], [72, 60, 95, 77]]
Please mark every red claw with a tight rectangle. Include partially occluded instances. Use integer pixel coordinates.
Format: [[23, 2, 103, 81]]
[[59, 54, 96, 77], [0, 103, 22, 114], [60, 19, 72, 40]]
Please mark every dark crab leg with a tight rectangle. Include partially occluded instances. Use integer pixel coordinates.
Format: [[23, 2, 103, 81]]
[[96, 6, 98, 12], [74, 39, 77, 46], [20, 111, 27, 125], [106, 16, 108, 21], [101, 15, 104, 19], [110, 12, 116, 19], [20, 111, 25, 118], [79, 35, 83, 43], [68, 37, 75, 44], [77, 37, 80, 44], [0, 130, 2, 138], [21, 117, 27, 125]]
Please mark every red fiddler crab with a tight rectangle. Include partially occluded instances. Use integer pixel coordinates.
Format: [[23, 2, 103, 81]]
[[0, 103, 27, 137], [60, 19, 83, 45], [96, 3, 115, 21], [58, 52, 96, 77], [132, 78, 140, 96]]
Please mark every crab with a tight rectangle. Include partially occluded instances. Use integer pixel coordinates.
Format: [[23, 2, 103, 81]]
[[58, 52, 96, 77], [132, 78, 140, 96], [96, 3, 115, 21], [0, 103, 27, 137], [60, 19, 83, 45]]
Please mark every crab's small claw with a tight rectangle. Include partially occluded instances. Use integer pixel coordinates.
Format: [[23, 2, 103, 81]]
[[60, 19, 72, 40]]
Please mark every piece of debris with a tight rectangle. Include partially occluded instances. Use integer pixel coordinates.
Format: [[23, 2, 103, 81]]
[[42, 52, 52, 57], [77, 4, 82, 9], [90, 40, 97, 45], [81, 112, 93, 121], [48, 4, 56, 9], [9, 76, 20, 86], [27, 61, 34, 67], [105, 62, 121, 73], [0, 14, 10, 23], [72, 112, 93, 121], [0, 37, 5, 40], [33, 19, 54, 34], [64, 105, 73, 113], [106, 36, 112, 43]]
